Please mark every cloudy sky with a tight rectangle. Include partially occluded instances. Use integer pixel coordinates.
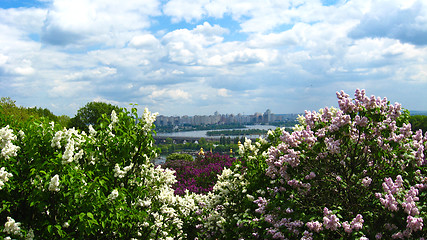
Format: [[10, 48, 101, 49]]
[[0, 0, 426, 117]]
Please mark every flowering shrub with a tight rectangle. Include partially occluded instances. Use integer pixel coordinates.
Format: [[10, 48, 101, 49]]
[[163, 152, 236, 195], [230, 89, 426, 239], [0, 107, 199, 239], [0, 89, 425, 240]]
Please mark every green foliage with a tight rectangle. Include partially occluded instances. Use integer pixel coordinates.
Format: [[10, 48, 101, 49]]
[[157, 139, 238, 155], [68, 101, 121, 133], [0, 107, 191, 239], [166, 153, 193, 162], [204, 90, 427, 239], [0, 97, 67, 129], [409, 115, 427, 133], [1, 91, 425, 239], [198, 137, 207, 145]]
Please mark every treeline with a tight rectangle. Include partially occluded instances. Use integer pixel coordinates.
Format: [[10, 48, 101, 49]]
[[0, 97, 121, 133], [0, 97, 70, 128], [2, 96, 427, 135], [269, 120, 299, 127], [409, 114, 427, 133], [157, 136, 243, 155]]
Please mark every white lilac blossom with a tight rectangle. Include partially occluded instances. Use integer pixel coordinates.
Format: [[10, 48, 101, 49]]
[[4, 217, 22, 237], [114, 163, 134, 178], [51, 128, 86, 164], [48, 174, 60, 192], [194, 165, 249, 236], [111, 110, 118, 124], [108, 189, 119, 201], [0, 125, 20, 160], [107, 110, 119, 134], [0, 167, 13, 189], [88, 125, 96, 136], [26, 228, 34, 240], [141, 108, 158, 133]]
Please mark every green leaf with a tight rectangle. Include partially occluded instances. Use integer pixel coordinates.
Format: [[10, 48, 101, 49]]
[[47, 225, 53, 234]]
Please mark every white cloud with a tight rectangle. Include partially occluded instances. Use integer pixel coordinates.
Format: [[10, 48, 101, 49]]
[[129, 34, 161, 49], [162, 22, 229, 65], [217, 88, 230, 97], [1, 0, 427, 116], [48, 80, 91, 98], [0, 7, 46, 34], [349, 0, 427, 45], [139, 86, 191, 103], [64, 67, 117, 81], [14, 66, 35, 75], [41, 0, 161, 46], [163, 0, 209, 23]]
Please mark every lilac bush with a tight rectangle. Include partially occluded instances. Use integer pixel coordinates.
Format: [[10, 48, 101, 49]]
[[194, 89, 425, 239], [1, 89, 425, 240], [247, 89, 426, 239], [0, 107, 202, 240], [163, 152, 236, 195]]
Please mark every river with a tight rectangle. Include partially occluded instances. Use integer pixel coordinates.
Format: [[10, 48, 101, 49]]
[[155, 124, 279, 139]]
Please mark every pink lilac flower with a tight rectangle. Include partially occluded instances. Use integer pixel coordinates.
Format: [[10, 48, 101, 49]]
[[272, 231, 285, 239], [342, 221, 352, 233], [254, 197, 268, 214], [354, 115, 368, 127], [391, 232, 403, 239], [379, 193, 399, 211], [401, 188, 420, 216], [325, 137, 341, 154], [301, 231, 313, 240], [323, 208, 341, 231], [362, 177, 372, 187], [305, 172, 316, 180], [306, 221, 323, 232], [351, 214, 364, 231], [406, 216, 423, 232]]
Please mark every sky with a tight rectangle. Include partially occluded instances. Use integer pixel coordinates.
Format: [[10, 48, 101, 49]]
[[0, 0, 426, 117]]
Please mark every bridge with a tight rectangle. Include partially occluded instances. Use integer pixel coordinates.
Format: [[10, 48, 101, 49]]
[[153, 135, 220, 144]]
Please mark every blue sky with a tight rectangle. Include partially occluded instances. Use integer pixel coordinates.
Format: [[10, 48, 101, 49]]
[[1, 0, 426, 117]]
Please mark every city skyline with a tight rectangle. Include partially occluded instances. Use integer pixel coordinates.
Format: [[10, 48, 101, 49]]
[[155, 109, 300, 126]]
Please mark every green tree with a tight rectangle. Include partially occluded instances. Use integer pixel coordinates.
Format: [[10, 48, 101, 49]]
[[0, 97, 67, 128], [166, 153, 193, 162], [198, 137, 207, 145], [68, 102, 121, 132], [409, 115, 427, 133]]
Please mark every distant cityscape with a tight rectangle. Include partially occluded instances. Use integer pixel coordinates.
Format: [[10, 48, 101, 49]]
[[155, 109, 300, 126]]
